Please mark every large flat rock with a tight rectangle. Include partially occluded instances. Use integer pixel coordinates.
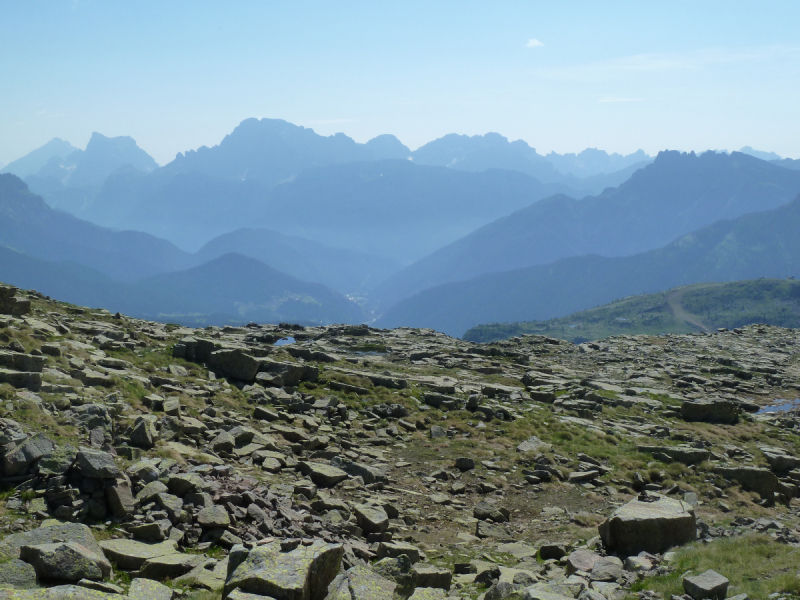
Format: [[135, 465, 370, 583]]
[[98, 539, 178, 570], [224, 540, 343, 600], [598, 493, 696, 555]]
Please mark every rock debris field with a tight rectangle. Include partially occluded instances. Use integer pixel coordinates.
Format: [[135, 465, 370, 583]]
[[0, 283, 798, 599]]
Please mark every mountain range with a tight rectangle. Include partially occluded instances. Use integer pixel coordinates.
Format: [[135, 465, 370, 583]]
[[0, 174, 363, 325], [377, 190, 800, 336], [373, 150, 800, 307], [3, 118, 798, 336]]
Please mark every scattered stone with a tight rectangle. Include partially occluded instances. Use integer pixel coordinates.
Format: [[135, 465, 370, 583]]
[[683, 569, 730, 600]]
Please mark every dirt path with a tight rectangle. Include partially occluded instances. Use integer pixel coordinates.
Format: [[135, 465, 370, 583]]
[[667, 287, 710, 333]]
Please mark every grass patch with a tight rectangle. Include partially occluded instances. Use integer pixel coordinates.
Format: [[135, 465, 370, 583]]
[[632, 534, 800, 599]]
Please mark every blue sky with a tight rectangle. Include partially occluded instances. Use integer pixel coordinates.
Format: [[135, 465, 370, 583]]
[[1, 1, 799, 165]]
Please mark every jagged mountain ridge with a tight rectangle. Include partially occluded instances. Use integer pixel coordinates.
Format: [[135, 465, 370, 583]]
[[373, 151, 800, 308]]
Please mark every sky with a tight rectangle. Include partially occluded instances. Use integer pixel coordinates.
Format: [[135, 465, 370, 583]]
[[1, 1, 799, 165]]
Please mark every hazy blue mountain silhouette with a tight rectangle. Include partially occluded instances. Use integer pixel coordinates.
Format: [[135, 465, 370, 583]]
[[773, 158, 800, 170], [376, 192, 800, 337], [0, 173, 189, 281], [739, 146, 782, 162], [0, 174, 403, 299], [161, 117, 410, 185], [137, 253, 364, 326], [373, 151, 800, 307], [544, 147, 651, 178], [24, 132, 158, 215], [411, 132, 652, 186], [0, 245, 363, 327], [93, 159, 578, 260], [195, 228, 401, 295], [1, 138, 79, 179]]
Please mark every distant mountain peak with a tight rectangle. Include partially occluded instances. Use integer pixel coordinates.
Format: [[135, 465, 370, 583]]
[[739, 146, 783, 162], [165, 117, 410, 185], [1, 138, 80, 179]]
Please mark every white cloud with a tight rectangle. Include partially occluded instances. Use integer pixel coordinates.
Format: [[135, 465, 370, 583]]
[[599, 96, 643, 103], [526, 38, 544, 48]]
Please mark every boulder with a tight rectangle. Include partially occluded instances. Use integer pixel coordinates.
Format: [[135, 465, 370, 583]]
[[713, 466, 779, 501], [298, 462, 349, 488], [683, 569, 729, 600], [3, 433, 56, 476], [681, 400, 738, 424], [412, 564, 452, 589], [0, 522, 103, 561], [326, 565, 397, 600], [105, 480, 137, 518], [590, 556, 623, 582], [0, 584, 124, 598], [19, 541, 111, 582], [128, 577, 173, 600], [0, 558, 37, 589], [139, 552, 206, 579], [130, 416, 158, 448], [598, 493, 696, 555], [212, 430, 236, 453], [197, 505, 231, 528], [209, 349, 261, 382], [259, 359, 314, 387], [371, 555, 417, 597], [454, 457, 475, 471], [409, 589, 448, 600], [224, 540, 343, 600], [129, 519, 172, 542], [0, 369, 42, 390], [98, 539, 178, 570], [354, 504, 389, 534], [76, 448, 119, 479], [228, 591, 277, 600], [566, 549, 600, 574], [330, 457, 385, 485]]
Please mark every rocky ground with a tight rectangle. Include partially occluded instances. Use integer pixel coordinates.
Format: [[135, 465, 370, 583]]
[[0, 283, 798, 600]]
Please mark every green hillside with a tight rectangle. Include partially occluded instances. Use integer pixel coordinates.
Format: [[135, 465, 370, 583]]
[[463, 278, 800, 343]]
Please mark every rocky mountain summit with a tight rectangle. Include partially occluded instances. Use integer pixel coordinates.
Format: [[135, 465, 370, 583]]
[[0, 283, 798, 599]]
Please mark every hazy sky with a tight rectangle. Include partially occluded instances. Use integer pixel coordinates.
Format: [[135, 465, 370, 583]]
[[2, 1, 799, 165]]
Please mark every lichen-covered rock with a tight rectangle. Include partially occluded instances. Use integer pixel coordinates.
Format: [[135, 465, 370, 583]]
[[0, 557, 37, 589], [224, 540, 343, 600], [0, 522, 103, 561], [19, 541, 111, 582], [326, 565, 397, 600], [138, 552, 205, 580], [128, 577, 173, 600], [0, 584, 124, 598], [197, 504, 230, 528], [98, 538, 178, 570]]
